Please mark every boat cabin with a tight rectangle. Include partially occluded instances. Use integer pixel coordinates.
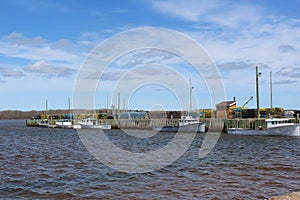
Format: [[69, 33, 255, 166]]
[[80, 118, 97, 125], [179, 115, 199, 126], [266, 118, 294, 128]]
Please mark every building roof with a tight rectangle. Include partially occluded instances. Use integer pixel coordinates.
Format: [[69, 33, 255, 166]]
[[216, 101, 237, 107]]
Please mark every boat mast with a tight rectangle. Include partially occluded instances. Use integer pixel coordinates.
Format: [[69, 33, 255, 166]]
[[68, 97, 71, 120], [106, 92, 109, 114], [117, 92, 120, 119], [46, 99, 48, 119], [270, 71, 273, 110], [189, 78, 193, 115]]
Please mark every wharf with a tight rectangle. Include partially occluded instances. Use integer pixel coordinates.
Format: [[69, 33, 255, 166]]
[[25, 118, 223, 131], [26, 118, 300, 132]]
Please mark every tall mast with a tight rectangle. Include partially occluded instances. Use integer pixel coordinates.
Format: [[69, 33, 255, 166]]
[[189, 78, 192, 114], [68, 97, 71, 119], [117, 92, 120, 119], [256, 66, 260, 118], [123, 98, 126, 111], [270, 71, 273, 110], [46, 99, 48, 119], [106, 92, 109, 114]]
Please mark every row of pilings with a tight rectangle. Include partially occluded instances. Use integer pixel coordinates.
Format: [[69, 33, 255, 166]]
[[27, 118, 300, 132]]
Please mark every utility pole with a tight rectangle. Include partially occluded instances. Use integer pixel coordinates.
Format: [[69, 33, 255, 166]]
[[256, 66, 260, 118]]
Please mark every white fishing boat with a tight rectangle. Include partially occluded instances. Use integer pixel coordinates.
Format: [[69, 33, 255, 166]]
[[179, 115, 205, 132], [38, 119, 57, 128], [153, 78, 206, 133], [56, 98, 74, 129], [38, 119, 49, 127], [227, 118, 300, 136], [228, 67, 300, 136], [72, 124, 82, 129], [153, 115, 206, 133], [77, 118, 111, 129], [38, 100, 52, 127], [55, 119, 72, 129]]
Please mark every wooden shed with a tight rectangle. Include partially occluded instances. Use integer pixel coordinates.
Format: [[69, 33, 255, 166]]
[[215, 101, 237, 118]]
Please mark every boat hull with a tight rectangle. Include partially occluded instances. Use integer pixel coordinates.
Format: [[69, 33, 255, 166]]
[[79, 124, 112, 130], [55, 121, 72, 129], [72, 124, 82, 129], [153, 122, 205, 133], [227, 124, 300, 136], [153, 126, 178, 132]]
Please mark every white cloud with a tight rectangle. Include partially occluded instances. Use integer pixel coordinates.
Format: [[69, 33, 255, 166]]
[[151, 0, 300, 75], [218, 61, 270, 72], [116, 49, 181, 68], [152, 0, 222, 22], [50, 39, 73, 50], [277, 66, 300, 79], [277, 66, 295, 75], [0, 32, 82, 67], [206, 4, 262, 28], [151, 0, 262, 28], [0, 41, 80, 64], [2, 32, 46, 46], [273, 79, 297, 85], [24, 60, 76, 77], [0, 77, 7, 83], [0, 67, 24, 77], [278, 44, 297, 53], [184, 19, 300, 83]]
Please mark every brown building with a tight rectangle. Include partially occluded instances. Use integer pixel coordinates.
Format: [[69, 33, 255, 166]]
[[215, 101, 237, 118]]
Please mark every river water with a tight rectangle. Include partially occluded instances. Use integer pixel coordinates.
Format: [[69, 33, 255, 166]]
[[0, 120, 299, 199]]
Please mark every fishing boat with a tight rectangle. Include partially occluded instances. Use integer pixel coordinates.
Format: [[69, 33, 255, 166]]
[[38, 119, 57, 128], [179, 115, 205, 132], [228, 67, 300, 136], [55, 119, 72, 129], [77, 118, 111, 129], [153, 115, 205, 133], [38, 119, 49, 127], [38, 100, 52, 127], [55, 97, 74, 129], [227, 118, 300, 136], [153, 78, 205, 133]]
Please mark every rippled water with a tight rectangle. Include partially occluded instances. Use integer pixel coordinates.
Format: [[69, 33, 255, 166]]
[[1, 120, 300, 199]]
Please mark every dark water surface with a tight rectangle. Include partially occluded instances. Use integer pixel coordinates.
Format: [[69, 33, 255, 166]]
[[1, 120, 300, 199]]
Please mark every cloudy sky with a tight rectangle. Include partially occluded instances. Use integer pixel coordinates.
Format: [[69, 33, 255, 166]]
[[0, 0, 300, 111]]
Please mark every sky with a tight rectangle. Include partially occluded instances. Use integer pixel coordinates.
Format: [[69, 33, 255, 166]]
[[0, 0, 300, 111]]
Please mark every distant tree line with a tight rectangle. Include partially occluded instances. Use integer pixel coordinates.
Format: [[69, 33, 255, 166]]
[[1, 109, 299, 120], [0, 110, 71, 120]]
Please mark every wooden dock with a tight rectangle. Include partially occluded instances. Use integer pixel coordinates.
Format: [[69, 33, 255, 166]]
[[26, 118, 300, 132]]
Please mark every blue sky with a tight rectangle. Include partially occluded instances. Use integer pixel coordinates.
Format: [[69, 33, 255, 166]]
[[0, 0, 300, 111]]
